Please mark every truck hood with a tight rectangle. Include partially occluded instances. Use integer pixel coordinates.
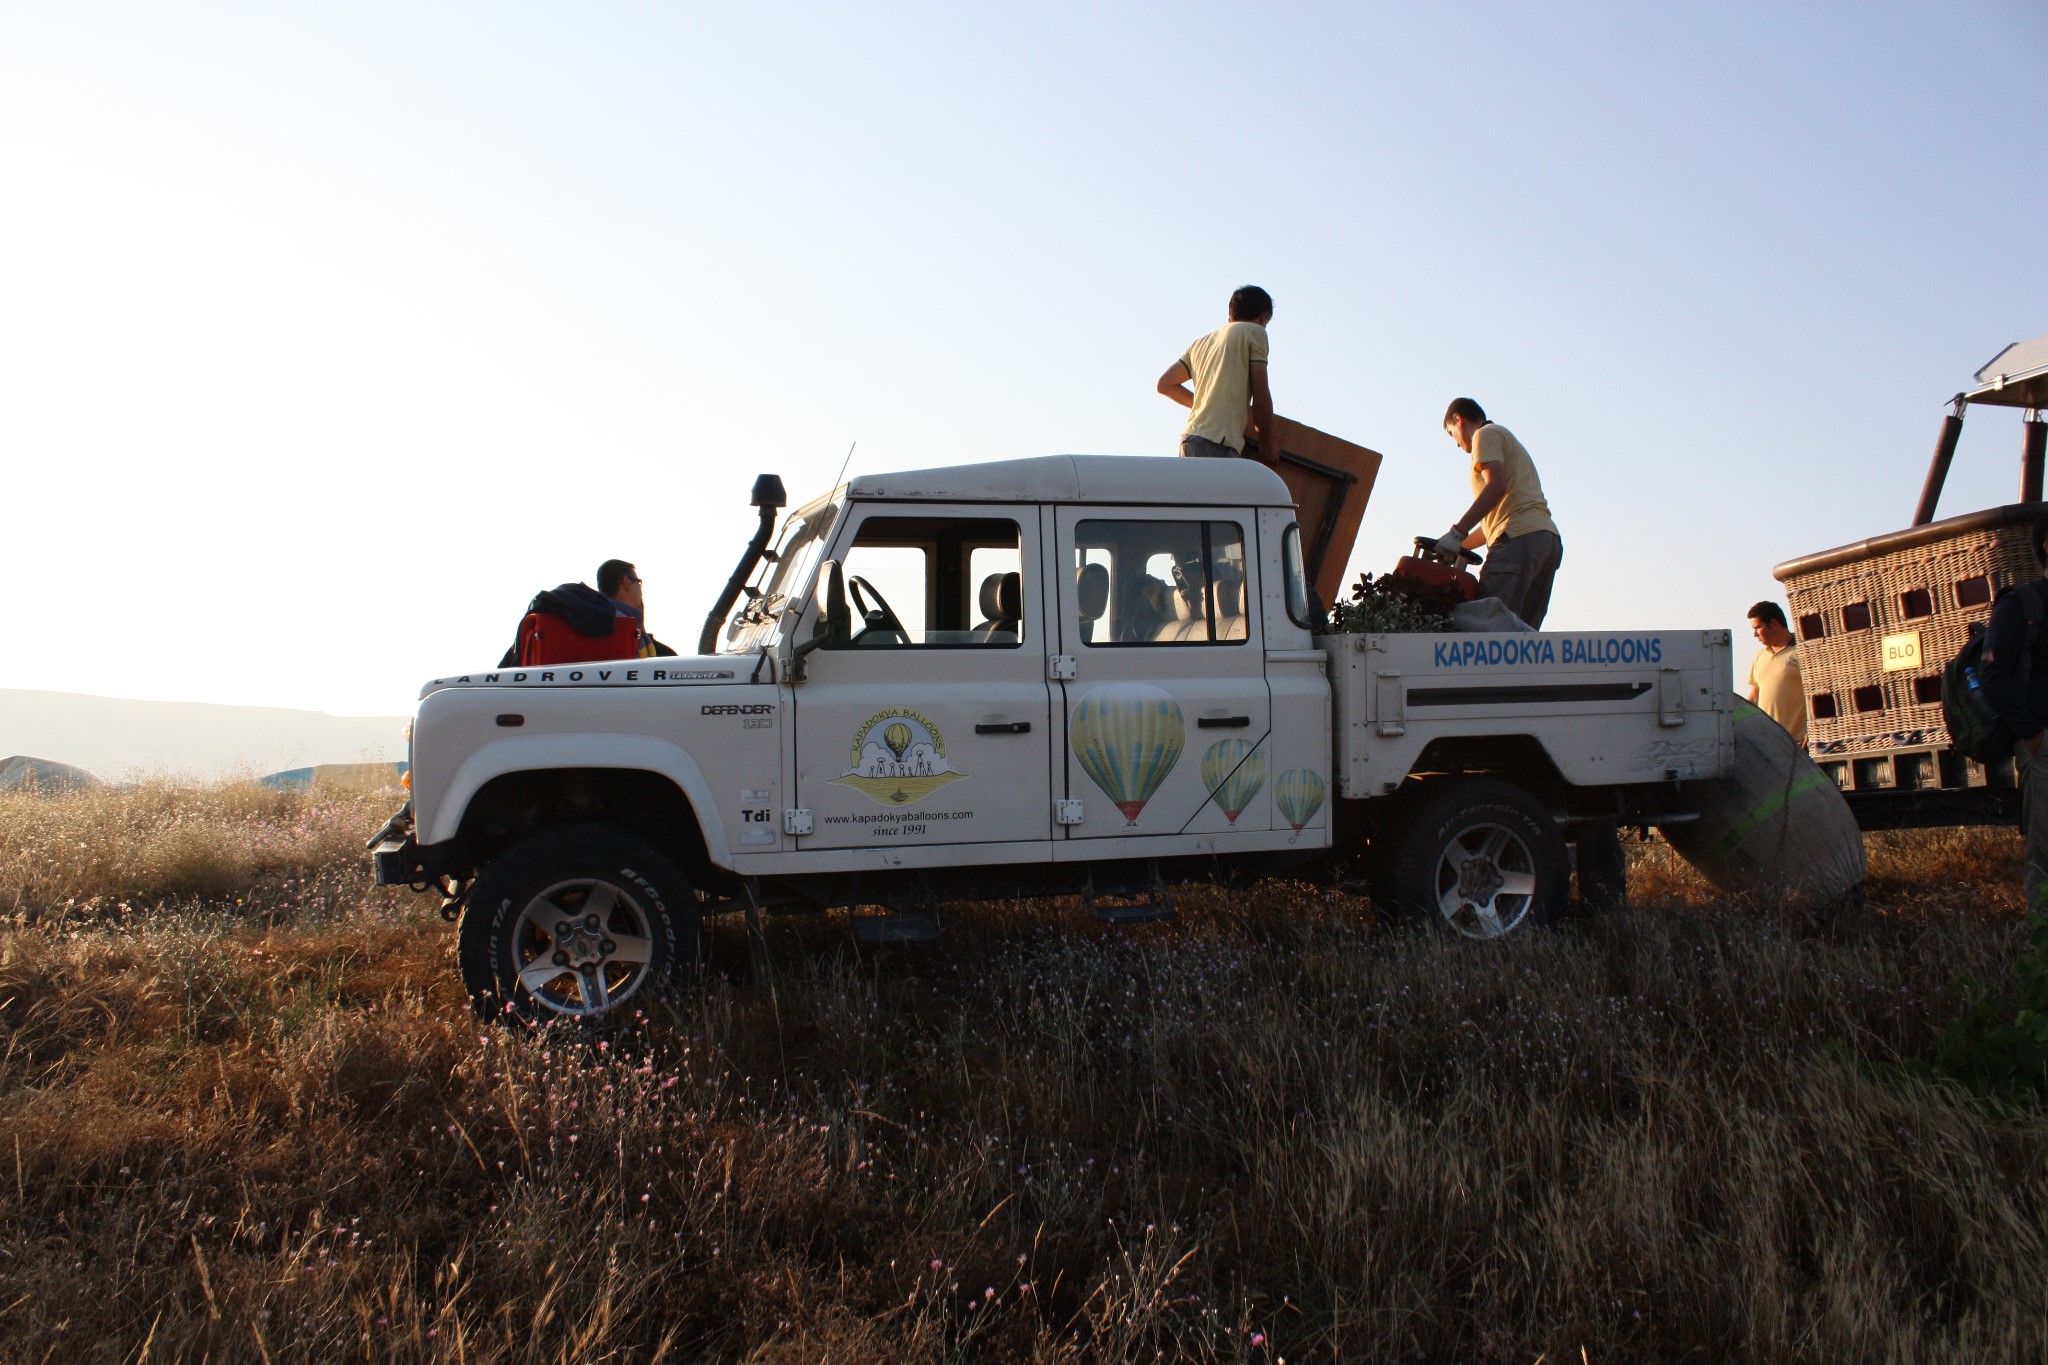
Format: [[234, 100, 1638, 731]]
[[418, 653, 758, 699]]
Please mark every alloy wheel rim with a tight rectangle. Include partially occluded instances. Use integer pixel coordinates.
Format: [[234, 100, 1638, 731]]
[[1431, 821, 1540, 938], [510, 877, 658, 1017]]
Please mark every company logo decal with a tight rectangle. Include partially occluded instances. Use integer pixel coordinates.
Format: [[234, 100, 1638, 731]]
[[1430, 637, 1664, 668], [831, 708, 968, 806]]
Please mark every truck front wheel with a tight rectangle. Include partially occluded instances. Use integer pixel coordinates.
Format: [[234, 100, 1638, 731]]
[[457, 825, 699, 1025], [1374, 779, 1569, 938]]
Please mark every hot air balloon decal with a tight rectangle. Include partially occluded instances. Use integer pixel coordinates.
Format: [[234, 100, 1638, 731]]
[[883, 721, 913, 762], [1071, 683, 1185, 825], [1274, 768, 1326, 832], [1200, 739, 1267, 825]]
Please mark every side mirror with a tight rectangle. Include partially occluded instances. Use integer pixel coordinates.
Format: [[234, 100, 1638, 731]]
[[790, 559, 850, 678]]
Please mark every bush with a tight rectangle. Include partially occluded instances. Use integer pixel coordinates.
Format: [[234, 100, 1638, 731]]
[[1325, 569, 1457, 634], [1931, 908, 2048, 1102]]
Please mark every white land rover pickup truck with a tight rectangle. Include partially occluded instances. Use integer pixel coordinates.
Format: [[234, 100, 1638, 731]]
[[372, 456, 1733, 1023]]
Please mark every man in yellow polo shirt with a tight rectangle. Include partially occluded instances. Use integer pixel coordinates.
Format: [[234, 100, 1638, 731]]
[[1156, 285, 1273, 459], [1435, 397, 1564, 626], [1746, 601, 1807, 742]]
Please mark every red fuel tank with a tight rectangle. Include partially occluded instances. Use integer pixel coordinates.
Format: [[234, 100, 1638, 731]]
[[515, 611, 645, 666], [1387, 555, 1480, 603]]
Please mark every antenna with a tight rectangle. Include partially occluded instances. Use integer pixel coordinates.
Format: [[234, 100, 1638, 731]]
[[832, 440, 856, 492]]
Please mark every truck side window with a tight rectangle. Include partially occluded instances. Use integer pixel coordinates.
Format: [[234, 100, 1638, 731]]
[[831, 515, 1024, 648], [1074, 520, 1248, 646], [1281, 523, 1315, 628]]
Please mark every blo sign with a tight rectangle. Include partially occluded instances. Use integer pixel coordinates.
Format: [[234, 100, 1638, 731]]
[[1881, 631, 1922, 672]]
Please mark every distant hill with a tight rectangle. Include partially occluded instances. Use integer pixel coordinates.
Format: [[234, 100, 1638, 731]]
[[0, 690, 407, 781], [261, 762, 409, 793], [0, 755, 102, 794]]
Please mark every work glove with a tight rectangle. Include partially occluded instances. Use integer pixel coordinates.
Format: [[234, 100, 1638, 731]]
[[1433, 527, 1467, 557]]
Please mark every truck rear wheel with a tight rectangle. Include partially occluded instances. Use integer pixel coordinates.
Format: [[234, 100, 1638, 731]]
[[458, 825, 699, 1025], [1373, 779, 1569, 938]]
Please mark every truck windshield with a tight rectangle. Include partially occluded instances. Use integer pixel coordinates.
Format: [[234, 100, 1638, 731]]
[[719, 495, 842, 653]]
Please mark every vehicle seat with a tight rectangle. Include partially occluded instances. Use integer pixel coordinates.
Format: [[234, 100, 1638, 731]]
[[974, 572, 1021, 643], [1156, 563, 1209, 642], [1212, 563, 1247, 640], [1075, 563, 1110, 643], [1122, 574, 1172, 642]]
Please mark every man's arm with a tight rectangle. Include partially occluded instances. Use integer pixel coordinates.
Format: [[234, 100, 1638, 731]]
[[1157, 360, 1194, 409], [1451, 464, 1509, 548], [1245, 362, 1274, 458], [1979, 588, 2046, 747]]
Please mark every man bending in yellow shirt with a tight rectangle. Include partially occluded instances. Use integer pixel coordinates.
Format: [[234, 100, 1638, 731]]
[[1157, 285, 1274, 460], [1435, 397, 1564, 627]]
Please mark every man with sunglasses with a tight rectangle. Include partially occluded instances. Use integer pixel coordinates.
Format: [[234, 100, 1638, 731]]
[[498, 559, 673, 666], [599, 560, 675, 658]]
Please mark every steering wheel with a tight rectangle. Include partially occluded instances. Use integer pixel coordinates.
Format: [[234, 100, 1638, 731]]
[[847, 575, 909, 645]]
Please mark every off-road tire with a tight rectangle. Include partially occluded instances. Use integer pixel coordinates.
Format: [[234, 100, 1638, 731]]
[[458, 825, 699, 1026], [1373, 779, 1570, 938]]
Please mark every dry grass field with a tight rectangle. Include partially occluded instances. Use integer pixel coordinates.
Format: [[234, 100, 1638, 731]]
[[2, 781, 2045, 1362]]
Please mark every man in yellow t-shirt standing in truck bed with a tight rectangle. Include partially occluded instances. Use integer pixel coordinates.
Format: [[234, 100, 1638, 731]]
[[1434, 397, 1564, 627], [1156, 285, 1273, 459]]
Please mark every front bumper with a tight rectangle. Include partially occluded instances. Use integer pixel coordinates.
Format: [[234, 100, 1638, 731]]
[[372, 835, 473, 886], [367, 805, 470, 886]]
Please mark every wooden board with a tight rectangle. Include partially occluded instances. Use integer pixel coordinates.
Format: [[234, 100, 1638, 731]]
[[1251, 416, 1382, 607]]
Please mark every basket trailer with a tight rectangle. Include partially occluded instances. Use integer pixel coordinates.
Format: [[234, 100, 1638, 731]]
[[1773, 335, 2048, 830]]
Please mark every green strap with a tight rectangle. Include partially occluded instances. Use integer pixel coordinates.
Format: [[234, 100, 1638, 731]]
[[1703, 768, 1834, 869]]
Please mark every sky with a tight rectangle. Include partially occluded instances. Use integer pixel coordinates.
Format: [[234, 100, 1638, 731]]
[[4, 0, 2045, 718]]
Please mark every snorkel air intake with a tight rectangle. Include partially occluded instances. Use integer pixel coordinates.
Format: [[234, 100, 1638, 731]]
[[699, 474, 787, 654]]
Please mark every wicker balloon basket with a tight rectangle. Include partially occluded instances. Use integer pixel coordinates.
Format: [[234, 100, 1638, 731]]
[[1776, 505, 2044, 793]]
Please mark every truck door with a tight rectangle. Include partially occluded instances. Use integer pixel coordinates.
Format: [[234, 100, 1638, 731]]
[[792, 505, 1052, 851], [1052, 507, 1275, 842]]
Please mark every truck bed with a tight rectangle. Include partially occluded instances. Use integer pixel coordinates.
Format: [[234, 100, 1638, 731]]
[[1318, 629, 1735, 799]]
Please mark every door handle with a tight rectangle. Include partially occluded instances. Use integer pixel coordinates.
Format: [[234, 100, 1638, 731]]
[[1198, 715, 1251, 729], [975, 721, 1031, 734]]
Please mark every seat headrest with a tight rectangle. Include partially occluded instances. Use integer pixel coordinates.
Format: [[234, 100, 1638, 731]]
[[1213, 562, 1245, 617], [1076, 563, 1110, 621], [978, 571, 1021, 621]]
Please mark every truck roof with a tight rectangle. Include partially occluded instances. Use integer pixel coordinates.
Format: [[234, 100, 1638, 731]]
[[846, 453, 1295, 507]]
